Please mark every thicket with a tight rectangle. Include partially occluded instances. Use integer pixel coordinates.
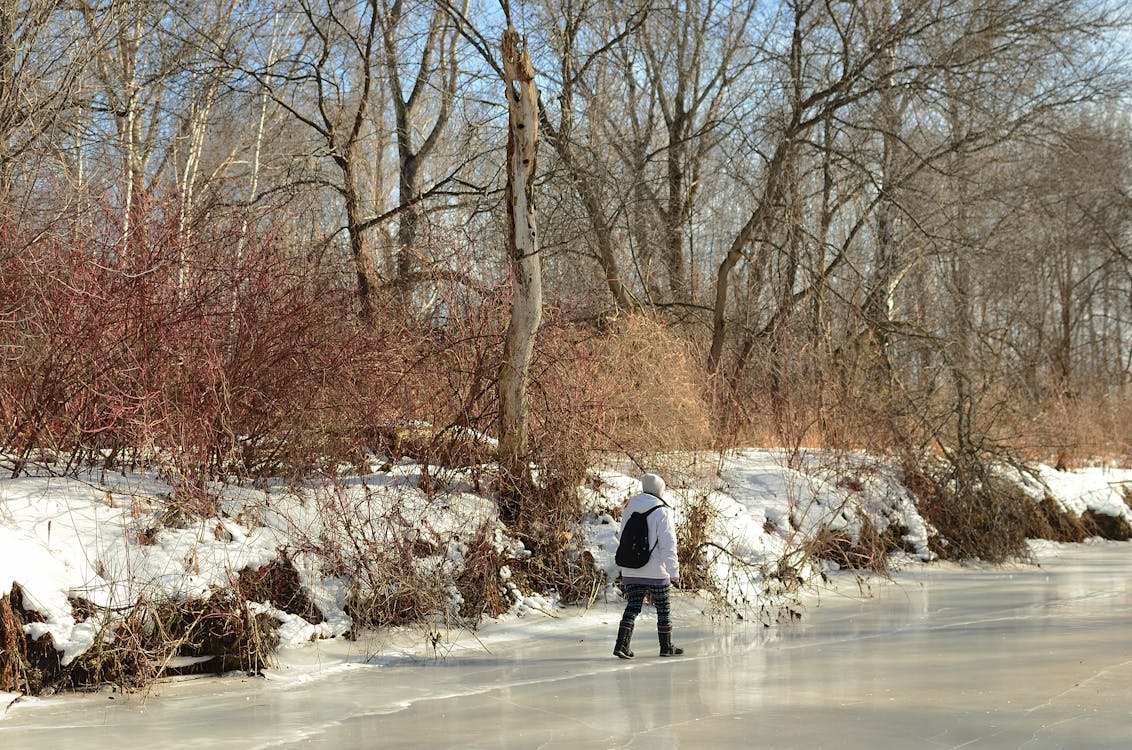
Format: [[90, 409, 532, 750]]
[[3, 201, 1129, 695]]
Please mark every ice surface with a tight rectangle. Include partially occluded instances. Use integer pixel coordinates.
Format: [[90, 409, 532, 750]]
[[3, 543, 1131, 749]]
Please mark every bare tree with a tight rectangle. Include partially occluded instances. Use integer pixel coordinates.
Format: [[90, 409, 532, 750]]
[[80, 1, 187, 236], [382, 0, 465, 284], [707, 0, 1128, 379], [0, 0, 101, 221], [635, 0, 759, 305], [238, 0, 385, 315], [999, 116, 1132, 398], [533, 0, 649, 311]]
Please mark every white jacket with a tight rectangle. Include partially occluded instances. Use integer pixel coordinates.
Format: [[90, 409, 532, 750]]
[[618, 492, 680, 581]]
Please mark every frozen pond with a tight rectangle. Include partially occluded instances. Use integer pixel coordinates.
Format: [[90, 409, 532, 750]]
[[4, 542, 1132, 749]]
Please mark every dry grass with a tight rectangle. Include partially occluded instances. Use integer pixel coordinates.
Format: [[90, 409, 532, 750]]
[[608, 315, 714, 450], [561, 313, 714, 457], [675, 491, 718, 592], [808, 516, 895, 577], [1, 590, 27, 692], [903, 458, 1032, 563], [717, 327, 908, 454], [1, 584, 278, 696], [1023, 395, 1132, 468], [1081, 510, 1132, 540], [711, 319, 1131, 477], [1023, 497, 1092, 543], [453, 525, 511, 621], [236, 556, 324, 627]]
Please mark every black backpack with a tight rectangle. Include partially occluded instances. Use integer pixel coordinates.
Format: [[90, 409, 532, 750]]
[[615, 504, 664, 568]]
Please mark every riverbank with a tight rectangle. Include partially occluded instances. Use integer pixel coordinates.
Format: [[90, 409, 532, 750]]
[[2, 451, 1131, 698]]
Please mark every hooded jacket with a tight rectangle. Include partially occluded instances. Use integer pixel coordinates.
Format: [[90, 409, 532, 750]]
[[618, 476, 680, 582]]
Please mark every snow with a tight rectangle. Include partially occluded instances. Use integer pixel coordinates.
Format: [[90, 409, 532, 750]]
[[1, 450, 1131, 706], [1036, 464, 1132, 521], [0, 526, 96, 665]]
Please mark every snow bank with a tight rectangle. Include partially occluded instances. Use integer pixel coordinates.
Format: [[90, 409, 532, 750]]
[[1037, 465, 1132, 522], [0, 526, 98, 665], [2, 454, 1129, 670]]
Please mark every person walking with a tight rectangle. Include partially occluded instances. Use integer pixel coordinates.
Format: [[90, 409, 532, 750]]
[[613, 473, 684, 659]]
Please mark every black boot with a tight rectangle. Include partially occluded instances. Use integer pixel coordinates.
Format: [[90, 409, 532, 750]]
[[614, 624, 635, 659], [658, 625, 683, 657]]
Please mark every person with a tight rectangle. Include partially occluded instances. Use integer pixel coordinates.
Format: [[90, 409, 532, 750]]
[[613, 472, 684, 658]]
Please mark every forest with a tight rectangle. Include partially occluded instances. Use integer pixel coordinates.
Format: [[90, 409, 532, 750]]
[[2, 0, 1130, 526], [2, 0, 1132, 695]]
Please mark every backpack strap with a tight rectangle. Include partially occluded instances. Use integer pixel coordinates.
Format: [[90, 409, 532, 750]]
[[642, 504, 663, 552]]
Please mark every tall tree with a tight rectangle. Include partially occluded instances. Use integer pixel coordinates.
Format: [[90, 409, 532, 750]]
[[707, 0, 1128, 379], [382, 0, 465, 285], [241, 0, 385, 315], [0, 0, 94, 211], [534, 0, 648, 311], [636, 0, 758, 305]]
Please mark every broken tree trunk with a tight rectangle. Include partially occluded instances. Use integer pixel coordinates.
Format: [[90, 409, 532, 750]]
[[497, 26, 542, 525]]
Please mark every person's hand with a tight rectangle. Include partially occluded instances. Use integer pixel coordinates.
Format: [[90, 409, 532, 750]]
[[670, 577, 680, 585]]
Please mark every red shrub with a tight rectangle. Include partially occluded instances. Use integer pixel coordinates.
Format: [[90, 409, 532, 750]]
[[0, 196, 417, 495]]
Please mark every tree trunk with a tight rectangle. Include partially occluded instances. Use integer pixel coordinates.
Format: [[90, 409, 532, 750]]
[[573, 165, 632, 310], [862, 5, 902, 391], [707, 143, 790, 374], [497, 26, 542, 525], [385, 3, 462, 291], [342, 157, 379, 318], [0, 0, 14, 202]]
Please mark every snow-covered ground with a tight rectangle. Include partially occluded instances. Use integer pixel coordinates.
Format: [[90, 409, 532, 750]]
[[2, 449, 1131, 711]]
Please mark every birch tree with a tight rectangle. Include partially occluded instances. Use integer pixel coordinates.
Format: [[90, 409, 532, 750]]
[[81, 0, 180, 237]]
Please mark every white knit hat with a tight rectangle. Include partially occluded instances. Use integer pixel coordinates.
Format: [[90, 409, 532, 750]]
[[641, 473, 666, 499]]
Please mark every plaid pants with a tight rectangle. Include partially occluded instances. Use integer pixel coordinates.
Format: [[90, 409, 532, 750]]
[[619, 583, 672, 630]]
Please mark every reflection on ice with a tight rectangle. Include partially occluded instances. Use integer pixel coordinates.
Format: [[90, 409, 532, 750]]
[[3, 543, 1131, 749]]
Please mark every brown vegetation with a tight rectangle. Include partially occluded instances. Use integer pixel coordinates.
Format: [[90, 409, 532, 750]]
[[1, 590, 26, 692], [1, 584, 277, 695], [903, 460, 1032, 563], [675, 492, 718, 592]]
